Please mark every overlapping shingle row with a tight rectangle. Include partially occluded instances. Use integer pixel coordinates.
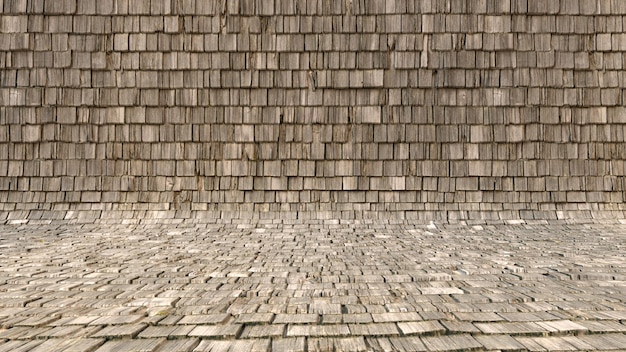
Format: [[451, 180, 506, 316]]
[[1, 0, 625, 219]]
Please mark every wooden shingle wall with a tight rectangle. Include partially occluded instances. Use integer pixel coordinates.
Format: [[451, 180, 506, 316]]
[[1, 0, 625, 220]]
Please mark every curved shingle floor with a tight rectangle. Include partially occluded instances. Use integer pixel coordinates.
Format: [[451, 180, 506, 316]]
[[1, 218, 625, 351]]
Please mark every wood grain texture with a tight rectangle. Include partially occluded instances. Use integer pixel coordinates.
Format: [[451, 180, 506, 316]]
[[1, 0, 626, 220]]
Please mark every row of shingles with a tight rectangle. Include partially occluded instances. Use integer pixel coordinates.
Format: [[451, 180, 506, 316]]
[[140, 220, 442, 351], [0, 223, 95, 349], [190, 221, 614, 348], [3, 6, 624, 216], [184, 332, 626, 352], [0, 6, 620, 184], [0, 222, 148, 349], [3, 334, 626, 352], [392, 2, 620, 216], [120, 306, 626, 351], [0, 221, 111, 338], [140, 313, 626, 351], [0, 206, 576, 314], [213, 0, 620, 217], [3, 11, 620, 121], [466, 221, 626, 349], [350, 221, 626, 349], [0, 222, 184, 351], [133, 221, 258, 350], [15, 108, 611, 152], [0, 220, 620, 350], [446, 222, 626, 350], [3, 317, 625, 352], [33, 221, 270, 351], [140, 0, 608, 219], [2, 137, 612, 212], [372, 221, 626, 350], [5, 0, 626, 16], [4, 31, 622, 89], [1, 220, 203, 350]]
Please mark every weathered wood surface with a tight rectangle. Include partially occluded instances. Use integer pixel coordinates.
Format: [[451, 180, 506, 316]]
[[1, 0, 626, 220], [0, 220, 624, 351]]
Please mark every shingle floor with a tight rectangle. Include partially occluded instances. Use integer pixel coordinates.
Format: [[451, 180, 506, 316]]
[[1, 218, 626, 351]]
